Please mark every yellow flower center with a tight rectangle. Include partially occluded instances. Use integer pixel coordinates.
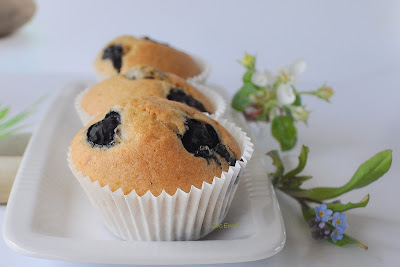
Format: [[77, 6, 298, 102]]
[[336, 219, 340, 224], [334, 231, 338, 236], [282, 73, 290, 81], [319, 211, 324, 217]]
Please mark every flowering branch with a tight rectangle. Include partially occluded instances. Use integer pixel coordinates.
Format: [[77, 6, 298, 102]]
[[232, 53, 334, 151], [268, 145, 392, 249]]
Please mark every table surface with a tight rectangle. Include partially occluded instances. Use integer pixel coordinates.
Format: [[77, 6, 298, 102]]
[[1, 0, 399, 266]]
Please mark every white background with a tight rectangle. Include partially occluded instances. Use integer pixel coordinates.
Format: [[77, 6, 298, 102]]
[[1, 0, 400, 266]]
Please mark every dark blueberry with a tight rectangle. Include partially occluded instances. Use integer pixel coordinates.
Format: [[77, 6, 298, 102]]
[[102, 45, 123, 73], [167, 88, 208, 113], [87, 111, 121, 148], [215, 143, 237, 166], [180, 118, 236, 166]]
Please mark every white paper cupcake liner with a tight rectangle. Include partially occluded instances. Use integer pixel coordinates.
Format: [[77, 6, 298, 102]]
[[94, 53, 211, 84], [74, 84, 226, 126], [185, 54, 211, 84], [67, 117, 253, 241]]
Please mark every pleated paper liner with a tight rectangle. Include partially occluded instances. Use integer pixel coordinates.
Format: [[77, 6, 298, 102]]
[[74, 84, 226, 126], [95, 53, 211, 84], [67, 117, 253, 241]]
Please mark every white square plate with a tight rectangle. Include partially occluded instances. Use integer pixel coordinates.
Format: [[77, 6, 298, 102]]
[[2, 82, 285, 265]]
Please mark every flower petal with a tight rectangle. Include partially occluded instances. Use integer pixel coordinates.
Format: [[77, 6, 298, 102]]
[[314, 206, 319, 214], [325, 209, 333, 216], [289, 58, 307, 77], [251, 71, 269, 87], [333, 212, 340, 220], [276, 84, 296, 105], [263, 70, 276, 86], [277, 65, 289, 75]]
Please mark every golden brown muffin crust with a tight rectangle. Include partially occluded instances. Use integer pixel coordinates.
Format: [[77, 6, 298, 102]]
[[71, 96, 241, 197], [94, 35, 202, 79], [82, 67, 215, 118]]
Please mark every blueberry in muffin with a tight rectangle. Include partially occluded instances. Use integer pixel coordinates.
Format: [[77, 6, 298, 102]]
[[86, 111, 121, 147], [102, 45, 124, 73]]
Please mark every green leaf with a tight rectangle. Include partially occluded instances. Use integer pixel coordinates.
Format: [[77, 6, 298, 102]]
[[326, 194, 370, 212], [0, 110, 31, 131], [231, 83, 258, 111], [0, 107, 10, 121], [0, 95, 47, 139], [293, 93, 302, 106], [301, 204, 314, 221], [329, 233, 368, 250], [344, 150, 392, 190], [288, 150, 392, 200], [282, 106, 294, 121], [271, 115, 297, 151], [242, 70, 253, 83], [0, 124, 29, 139], [284, 145, 310, 178], [267, 150, 284, 185]]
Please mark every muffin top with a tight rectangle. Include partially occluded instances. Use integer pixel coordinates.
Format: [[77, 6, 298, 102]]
[[94, 35, 202, 79], [71, 96, 241, 196], [82, 65, 215, 117]]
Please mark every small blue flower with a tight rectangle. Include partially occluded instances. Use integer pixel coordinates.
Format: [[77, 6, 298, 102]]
[[332, 212, 348, 231], [314, 203, 333, 222], [331, 228, 344, 243]]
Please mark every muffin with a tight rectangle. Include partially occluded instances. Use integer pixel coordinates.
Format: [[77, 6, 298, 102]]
[[94, 35, 209, 82], [76, 65, 224, 125], [68, 96, 253, 240]]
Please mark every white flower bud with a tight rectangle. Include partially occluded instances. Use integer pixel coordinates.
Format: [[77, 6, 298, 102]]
[[291, 106, 309, 121], [277, 84, 296, 105], [251, 71, 269, 87]]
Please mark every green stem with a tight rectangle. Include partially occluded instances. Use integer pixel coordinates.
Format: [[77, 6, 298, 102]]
[[298, 91, 317, 95], [277, 187, 323, 204]]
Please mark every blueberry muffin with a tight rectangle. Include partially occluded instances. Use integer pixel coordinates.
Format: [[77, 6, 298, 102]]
[[80, 65, 215, 121], [94, 35, 202, 80], [70, 96, 241, 197]]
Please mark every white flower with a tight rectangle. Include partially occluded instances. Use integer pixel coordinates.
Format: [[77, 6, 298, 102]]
[[277, 58, 307, 84], [251, 71, 269, 87], [251, 70, 276, 87], [289, 58, 307, 78], [263, 70, 276, 86], [291, 106, 309, 121], [276, 84, 296, 105]]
